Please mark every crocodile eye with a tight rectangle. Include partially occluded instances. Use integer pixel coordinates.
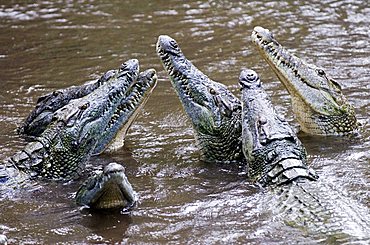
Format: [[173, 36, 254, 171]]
[[102, 70, 115, 81], [317, 69, 326, 76], [51, 115, 58, 122], [209, 88, 216, 95], [79, 102, 89, 110]]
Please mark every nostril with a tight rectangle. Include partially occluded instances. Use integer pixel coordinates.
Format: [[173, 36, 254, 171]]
[[244, 70, 258, 82], [247, 73, 256, 81], [169, 40, 178, 49], [239, 69, 262, 89]]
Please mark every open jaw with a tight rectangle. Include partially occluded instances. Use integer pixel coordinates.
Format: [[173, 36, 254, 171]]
[[18, 59, 139, 137], [251, 26, 358, 135], [156, 35, 243, 163], [96, 68, 158, 153], [10, 60, 147, 180], [76, 162, 136, 210]]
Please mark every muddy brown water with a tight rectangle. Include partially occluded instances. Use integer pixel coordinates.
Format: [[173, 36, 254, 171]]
[[0, 0, 369, 244]]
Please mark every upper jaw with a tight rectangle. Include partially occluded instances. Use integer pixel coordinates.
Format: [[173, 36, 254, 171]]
[[251, 26, 275, 44], [138, 68, 157, 84], [92, 68, 157, 154], [18, 59, 140, 138], [59, 63, 141, 148], [251, 26, 347, 114], [118, 59, 139, 79], [157, 36, 239, 132], [251, 26, 300, 71], [176, 81, 240, 135], [157, 36, 209, 113], [156, 35, 182, 56]]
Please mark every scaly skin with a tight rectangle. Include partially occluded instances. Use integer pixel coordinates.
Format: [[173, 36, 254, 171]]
[[76, 162, 136, 210], [2, 59, 156, 210], [240, 69, 370, 242], [100, 68, 157, 154], [15, 63, 157, 156], [1, 161, 136, 211], [251, 26, 358, 136], [17, 69, 117, 137], [0, 162, 135, 245], [239, 69, 314, 185], [156, 35, 243, 163], [7, 59, 157, 180]]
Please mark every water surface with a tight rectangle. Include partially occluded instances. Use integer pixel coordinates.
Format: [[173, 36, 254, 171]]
[[0, 0, 369, 243]]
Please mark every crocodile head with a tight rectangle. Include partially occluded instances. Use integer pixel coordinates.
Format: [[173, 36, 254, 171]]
[[10, 59, 156, 179], [18, 69, 117, 137], [239, 69, 316, 186], [94, 68, 157, 154], [251, 26, 358, 135], [156, 35, 243, 163], [76, 162, 136, 210]]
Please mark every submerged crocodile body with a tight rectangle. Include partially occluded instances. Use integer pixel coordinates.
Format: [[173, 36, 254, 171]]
[[251, 26, 358, 136], [156, 35, 243, 163], [239, 69, 370, 242], [2, 59, 155, 209]]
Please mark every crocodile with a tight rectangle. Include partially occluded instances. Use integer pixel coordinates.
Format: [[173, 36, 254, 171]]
[[1, 59, 156, 207], [16, 61, 157, 155], [156, 35, 243, 163], [0, 161, 136, 244], [239, 69, 370, 242], [17, 69, 116, 137], [76, 162, 136, 210], [251, 26, 358, 136]]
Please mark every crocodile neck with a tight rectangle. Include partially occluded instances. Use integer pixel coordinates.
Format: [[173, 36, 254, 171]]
[[11, 121, 89, 179], [239, 69, 370, 240], [249, 140, 316, 186], [197, 111, 243, 163]]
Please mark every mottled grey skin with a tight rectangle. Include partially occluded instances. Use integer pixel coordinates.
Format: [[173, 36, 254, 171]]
[[18, 69, 117, 137], [5, 59, 157, 181], [251, 26, 358, 136], [239, 69, 314, 185], [156, 35, 243, 163], [2, 59, 157, 212], [96, 68, 158, 154], [0, 234, 6, 245], [240, 69, 370, 242], [17, 61, 158, 156], [76, 162, 137, 210]]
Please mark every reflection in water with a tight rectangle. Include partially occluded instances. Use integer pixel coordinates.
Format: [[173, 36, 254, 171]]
[[79, 210, 133, 243], [0, 0, 369, 243]]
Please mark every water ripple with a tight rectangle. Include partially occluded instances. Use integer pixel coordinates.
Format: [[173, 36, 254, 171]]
[[1, 0, 369, 243]]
